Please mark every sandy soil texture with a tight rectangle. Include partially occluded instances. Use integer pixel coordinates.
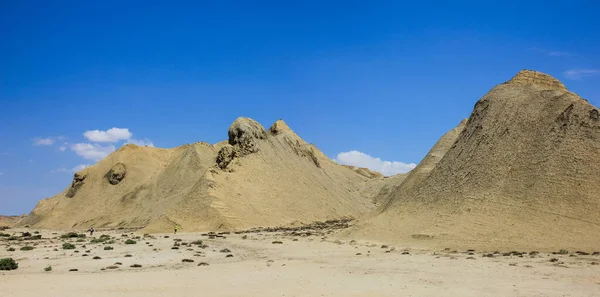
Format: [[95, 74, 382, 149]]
[[2, 226, 599, 297]]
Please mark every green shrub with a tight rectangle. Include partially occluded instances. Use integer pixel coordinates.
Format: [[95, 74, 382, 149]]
[[44, 265, 52, 272], [7, 236, 19, 241], [104, 246, 114, 250], [60, 232, 82, 239], [0, 258, 18, 270], [124, 239, 136, 245], [76, 238, 86, 242], [62, 243, 76, 250], [30, 235, 42, 240], [191, 240, 203, 245], [20, 246, 34, 251], [90, 238, 107, 243], [7, 247, 15, 251], [0, 233, 10, 237]]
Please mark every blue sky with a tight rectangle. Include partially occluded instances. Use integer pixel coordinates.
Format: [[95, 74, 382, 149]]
[[1, 1, 599, 215]]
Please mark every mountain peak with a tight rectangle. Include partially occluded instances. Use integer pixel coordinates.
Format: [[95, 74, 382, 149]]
[[268, 119, 293, 135], [506, 69, 567, 91]]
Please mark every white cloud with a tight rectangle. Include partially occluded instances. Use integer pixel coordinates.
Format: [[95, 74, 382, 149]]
[[0, 152, 10, 155], [563, 69, 600, 80], [53, 168, 70, 173], [59, 142, 68, 151], [33, 137, 55, 146], [72, 164, 90, 172], [529, 47, 574, 57], [334, 150, 416, 176], [547, 51, 573, 57], [53, 164, 90, 174], [83, 128, 132, 143], [126, 138, 155, 147], [71, 143, 116, 161]]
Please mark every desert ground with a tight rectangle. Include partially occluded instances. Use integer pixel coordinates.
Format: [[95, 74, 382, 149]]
[[2, 222, 599, 297]]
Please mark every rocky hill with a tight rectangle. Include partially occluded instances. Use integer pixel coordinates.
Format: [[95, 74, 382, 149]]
[[346, 70, 600, 251], [20, 118, 375, 232]]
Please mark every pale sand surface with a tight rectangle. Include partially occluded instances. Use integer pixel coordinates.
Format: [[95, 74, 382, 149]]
[[2, 228, 600, 297]]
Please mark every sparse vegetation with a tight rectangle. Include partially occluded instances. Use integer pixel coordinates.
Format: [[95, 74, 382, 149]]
[[20, 246, 34, 251], [62, 243, 76, 250], [106, 265, 119, 269], [7, 247, 15, 251], [220, 248, 231, 253], [93, 256, 102, 260], [104, 246, 114, 250], [191, 240, 203, 245], [130, 264, 142, 268], [0, 258, 18, 270], [557, 249, 569, 255], [550, 258, 559, 262], [182, 259, 194, 263], [44, 265, 52, 272], [124, 239, 137, 245], [61, 232, 85, 239], [198, 262, 209, 266], [124, 254, 132, 257]]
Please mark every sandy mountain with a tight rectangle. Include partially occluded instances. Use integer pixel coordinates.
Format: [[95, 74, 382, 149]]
[[20, 118, 373, 232], [0, 215, 25, 228], [342, 165, 384, 179], [347, 70, 600, 251]]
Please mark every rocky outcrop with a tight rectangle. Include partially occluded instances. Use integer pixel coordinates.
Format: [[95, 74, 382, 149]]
[[228, 117, 267, 156], [268, 119, 293, 135], [216, 144, 238, 169], [106, 163, 126, 185], [66, 172, 87, 198]]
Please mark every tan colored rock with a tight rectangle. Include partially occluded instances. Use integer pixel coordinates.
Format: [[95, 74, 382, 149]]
[[106, 163, 126, 185], [347, 70, 600, 251]]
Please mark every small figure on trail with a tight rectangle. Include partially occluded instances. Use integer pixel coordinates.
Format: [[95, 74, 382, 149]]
[[89, 227, 95, 236], [174, 225, 178, 234]]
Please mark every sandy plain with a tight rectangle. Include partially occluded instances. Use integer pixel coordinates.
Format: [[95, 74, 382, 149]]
[[2, 225, 599, 297]]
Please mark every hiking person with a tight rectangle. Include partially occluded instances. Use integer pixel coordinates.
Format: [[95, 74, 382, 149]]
[[174, 225, 178, 234], [89, 227, 95, 236]]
